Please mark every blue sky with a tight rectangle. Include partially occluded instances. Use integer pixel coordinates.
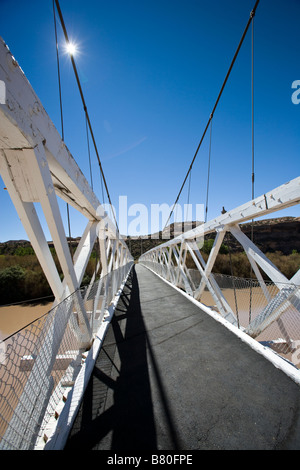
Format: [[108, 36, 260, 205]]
[[0, 0, 299, 240]]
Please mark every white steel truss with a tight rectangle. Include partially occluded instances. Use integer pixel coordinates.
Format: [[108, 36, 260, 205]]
[[0, 37, 133, 343], [0, 37, 134, 450], [140, 176, 300, 339]]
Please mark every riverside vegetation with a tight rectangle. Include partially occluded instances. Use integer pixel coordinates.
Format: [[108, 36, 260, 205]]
[[0, 242, 97, 305], [0, 218, 299, 305]]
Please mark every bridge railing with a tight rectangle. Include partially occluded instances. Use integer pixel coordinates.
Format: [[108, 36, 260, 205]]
[[139, 177, 300, 369], [0, 261, 133, 450]]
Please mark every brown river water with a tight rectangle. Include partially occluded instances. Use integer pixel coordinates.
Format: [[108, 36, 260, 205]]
[[0, 302, 52, 341]]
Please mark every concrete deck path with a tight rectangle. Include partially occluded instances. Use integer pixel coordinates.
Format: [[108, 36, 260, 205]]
[[65, 264, 300, 450]]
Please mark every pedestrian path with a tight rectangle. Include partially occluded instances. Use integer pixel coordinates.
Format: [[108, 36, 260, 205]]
[[65, 264, 300, 450]]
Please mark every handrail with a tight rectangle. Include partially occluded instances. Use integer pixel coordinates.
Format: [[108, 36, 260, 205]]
[[139, 177, 300, 358]]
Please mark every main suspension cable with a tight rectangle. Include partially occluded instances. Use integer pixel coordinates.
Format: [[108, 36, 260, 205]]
[[52, 0, 64, 140], [53, 0, 73, 256], [205, 118, 213, 223], [249, 12, 255, 323], [251, 12, 255, 206], [85, 115, 93, 191], [54, 0, 119, 233], [163, 0, 260, 231]]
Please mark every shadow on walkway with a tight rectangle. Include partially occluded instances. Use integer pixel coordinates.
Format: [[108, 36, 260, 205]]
[[66, 266, 179, 450], [65, 264, 300, 450]]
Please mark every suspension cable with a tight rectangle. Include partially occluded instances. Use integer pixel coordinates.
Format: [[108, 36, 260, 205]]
[[183, 169, 192, 231], [250, 11, 255, 245], [85, 115, 93, 191], [187, 171, 191, 207], [249, 12, 255, 323], [251, 12, 255, 206], [186, 169, 192, 218], [163, 0, 260, 231], [53, 0, 73, 257], [52, 0, 64, 140], [205, 118, 213, 223], [54, 0, 119, 233], [226, 232, 240, 329]]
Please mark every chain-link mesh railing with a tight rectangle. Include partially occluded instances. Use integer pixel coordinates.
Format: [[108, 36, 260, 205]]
[[141, 261, 300, 370], [0, 262, 133, 450]]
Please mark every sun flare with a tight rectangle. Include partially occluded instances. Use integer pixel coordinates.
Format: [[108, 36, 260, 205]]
[[65, 42, 77, 56]]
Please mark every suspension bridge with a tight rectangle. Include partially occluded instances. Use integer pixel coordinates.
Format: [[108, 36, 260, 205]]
[[0, 0, 300, 451]]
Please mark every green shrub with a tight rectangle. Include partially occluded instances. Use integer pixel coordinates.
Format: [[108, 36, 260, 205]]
[[0, 265, 26, 304], [23, 270, 52, 300], [14, 246, 35, 256], [267, 251, 300, 280], [201, 238, 228, 255]]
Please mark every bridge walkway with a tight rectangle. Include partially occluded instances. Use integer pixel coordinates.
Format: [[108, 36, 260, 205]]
[[65, 264, 300, 450]]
